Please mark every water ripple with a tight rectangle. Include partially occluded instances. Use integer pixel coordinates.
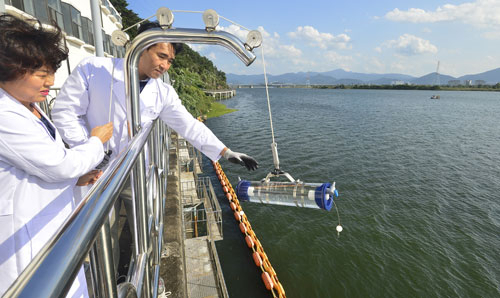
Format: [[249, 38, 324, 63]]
[[205, 89, 500, 298]]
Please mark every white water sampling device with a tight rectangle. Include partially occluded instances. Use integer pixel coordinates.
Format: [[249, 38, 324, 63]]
[[236, 180, 338, 211], [234, 40, 342, 234]]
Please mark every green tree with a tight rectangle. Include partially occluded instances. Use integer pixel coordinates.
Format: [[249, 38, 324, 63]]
[[109, 0, 141, 38]]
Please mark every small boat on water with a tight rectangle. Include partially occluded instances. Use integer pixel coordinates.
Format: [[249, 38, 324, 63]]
[[431, 95, 440, 99]]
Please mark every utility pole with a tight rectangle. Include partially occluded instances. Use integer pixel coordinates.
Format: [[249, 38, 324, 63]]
[[90, 0, 104, 57]]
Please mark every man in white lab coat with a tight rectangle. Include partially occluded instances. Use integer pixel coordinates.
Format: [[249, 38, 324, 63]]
[[51, 22, 258, 272], [52, 22, 258, 173]]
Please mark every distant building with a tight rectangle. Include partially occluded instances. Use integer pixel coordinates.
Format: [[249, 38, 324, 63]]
[[4, 0, 125, 89], [474, 80, 486, 86], [464, 80, 473, 86], [448, 80, 461, 86], [391, 80, 406, 85]]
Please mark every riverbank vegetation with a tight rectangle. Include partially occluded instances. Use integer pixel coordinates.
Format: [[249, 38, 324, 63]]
[[312, 83, 500, 91]]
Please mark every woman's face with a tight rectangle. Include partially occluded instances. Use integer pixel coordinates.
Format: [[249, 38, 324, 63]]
[[0, 66, 54, 109]]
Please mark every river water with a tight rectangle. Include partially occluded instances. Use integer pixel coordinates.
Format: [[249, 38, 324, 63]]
[[201, 88, 500, 298]]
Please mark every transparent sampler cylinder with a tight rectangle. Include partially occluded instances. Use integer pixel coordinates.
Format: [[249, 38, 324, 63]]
[[236, 180, 338, 211]]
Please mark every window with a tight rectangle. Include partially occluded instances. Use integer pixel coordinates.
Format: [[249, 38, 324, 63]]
[[10, 0, 35, 16], [101, 0, 111, 11], [81, 17, 94, 45], [61, 2, 73, 36], [87, 20, 95, 46], [47, 0, 63, 28], [112, 44, 118, 57], [114, 12, 122, 24], [101, 30, 107, 53], [102, 31, 113, 55], [70, 6, 82, 40], [106, 34, 112, 54], [33, 0, 49, 24]]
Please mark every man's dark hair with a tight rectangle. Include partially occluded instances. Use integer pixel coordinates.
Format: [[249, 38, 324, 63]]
[[136, 21, 183, 54], [0, 14, 68, 81]]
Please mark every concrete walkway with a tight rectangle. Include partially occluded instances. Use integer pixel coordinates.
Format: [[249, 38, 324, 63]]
[[161, 134, 224, 298]]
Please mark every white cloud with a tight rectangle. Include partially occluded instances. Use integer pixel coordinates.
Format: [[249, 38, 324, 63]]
[[288, 26, 352, 50], [207, 52, 216, 60], [217, 24, 248, 41], [381, 34, 438, 55], [384, 0, 500, 28], [481, 31, 500, 39], [368, 57, 385, 72], [323, 51, 353, 70], [217, 25, 301, 59]]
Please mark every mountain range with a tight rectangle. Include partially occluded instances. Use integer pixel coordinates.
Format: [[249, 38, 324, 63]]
[[227, 67, 500, 86]]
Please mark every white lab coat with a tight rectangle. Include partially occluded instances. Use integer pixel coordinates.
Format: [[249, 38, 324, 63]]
[[0, 89, 104, 296], [51, 57, 226, 164]]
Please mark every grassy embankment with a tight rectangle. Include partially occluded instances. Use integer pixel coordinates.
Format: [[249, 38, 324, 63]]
[[205, 102, 237, 118]]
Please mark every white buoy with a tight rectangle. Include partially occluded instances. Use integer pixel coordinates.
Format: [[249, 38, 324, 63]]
[[336, 225, 343, 233]]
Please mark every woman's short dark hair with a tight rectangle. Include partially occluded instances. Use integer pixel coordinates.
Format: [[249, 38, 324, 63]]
[[0, 14, 68, 82], [137, 21, 183, 54]]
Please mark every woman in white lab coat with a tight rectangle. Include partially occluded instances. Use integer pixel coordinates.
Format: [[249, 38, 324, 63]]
[[0, 15, 113, 296]]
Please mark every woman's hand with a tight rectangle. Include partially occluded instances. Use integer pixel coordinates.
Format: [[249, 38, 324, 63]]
[[91, 122, 113, 144], [77, 169, 103, 186]]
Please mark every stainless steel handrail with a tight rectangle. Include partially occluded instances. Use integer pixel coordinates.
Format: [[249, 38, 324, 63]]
[[123, 27, 257, 298], [124, 27, 256, 139], [4, 121, 154, 297], [5, 24, 256, 298]]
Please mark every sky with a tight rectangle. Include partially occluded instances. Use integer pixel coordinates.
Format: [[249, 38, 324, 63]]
[[126, 0, 500, 77]]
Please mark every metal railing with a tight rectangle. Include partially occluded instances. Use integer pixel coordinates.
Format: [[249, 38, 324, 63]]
[[5, 20, 256, 298], [180, 157, 227, 298], [182, 178, 222, 240], [4, 119, 167, 297]]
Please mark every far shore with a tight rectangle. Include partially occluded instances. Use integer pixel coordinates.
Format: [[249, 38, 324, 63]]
[[233, 85, 500, 92]]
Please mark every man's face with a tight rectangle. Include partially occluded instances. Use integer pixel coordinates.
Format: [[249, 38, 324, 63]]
[[138, 43, 175, 80]]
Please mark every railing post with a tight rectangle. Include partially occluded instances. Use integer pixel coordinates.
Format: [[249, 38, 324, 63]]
[[95, 221, 118, 298], [89, 245, 102, 298], [131, 153, 151, 298]]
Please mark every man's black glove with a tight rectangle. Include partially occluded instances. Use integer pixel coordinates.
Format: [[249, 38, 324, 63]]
[[95, 150, 112, 170], [223, 149, 258, 171]]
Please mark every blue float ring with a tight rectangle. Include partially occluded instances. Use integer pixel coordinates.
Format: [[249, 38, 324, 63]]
[[315, 183, 334, 211], [236, 180, 251, 202]]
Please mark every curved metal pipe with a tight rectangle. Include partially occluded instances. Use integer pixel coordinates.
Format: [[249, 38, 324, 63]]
[[124, 27, 256, 136]]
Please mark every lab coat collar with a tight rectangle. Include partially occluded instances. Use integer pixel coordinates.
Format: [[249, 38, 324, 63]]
[[111, 59, 159, 111], [0, 88, 59, 141], [141, 78, 159, 96], [0, 88, 36, 118]]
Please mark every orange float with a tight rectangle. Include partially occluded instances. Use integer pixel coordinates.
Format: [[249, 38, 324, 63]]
[[252, 251, 263, 267], [239, 222, 247, 234], [213, 162, 286, 297], [261, 272, 274, 290], [245, 235, 254, 248], [229, 202, 236, 211]]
